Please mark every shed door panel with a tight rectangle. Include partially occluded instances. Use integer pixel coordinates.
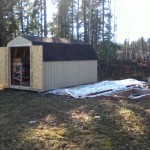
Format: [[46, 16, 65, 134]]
[[0, 47, 8, 87], [31, 46, 43, 90]]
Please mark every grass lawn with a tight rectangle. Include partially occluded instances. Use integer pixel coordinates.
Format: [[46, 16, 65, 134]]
[[0, 89, 150, 150]]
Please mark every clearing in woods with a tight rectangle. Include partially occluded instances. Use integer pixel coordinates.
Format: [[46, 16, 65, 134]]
[[0, 89, 149, 149]]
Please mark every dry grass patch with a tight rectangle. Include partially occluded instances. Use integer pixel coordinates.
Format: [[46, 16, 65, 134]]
[[0, 89, 149, 150]]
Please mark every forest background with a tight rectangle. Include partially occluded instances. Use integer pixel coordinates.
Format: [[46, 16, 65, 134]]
[[1, 0, 150, 72]]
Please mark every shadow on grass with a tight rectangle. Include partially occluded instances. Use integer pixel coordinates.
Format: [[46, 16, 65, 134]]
[[0, 89, 149, 149]]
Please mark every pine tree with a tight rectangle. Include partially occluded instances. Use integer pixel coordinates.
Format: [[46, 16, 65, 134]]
[[0, 0, 18, 46]]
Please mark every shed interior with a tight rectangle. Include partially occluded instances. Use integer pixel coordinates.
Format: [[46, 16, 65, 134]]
[[10, 47, 30, 87]]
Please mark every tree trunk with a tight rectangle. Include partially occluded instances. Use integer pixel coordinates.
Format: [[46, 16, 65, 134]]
[[76, 0, 79, 40], [44, 0, 47, 37]]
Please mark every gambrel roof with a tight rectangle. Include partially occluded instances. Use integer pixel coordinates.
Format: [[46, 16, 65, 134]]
[[9, 35, 97, 61]]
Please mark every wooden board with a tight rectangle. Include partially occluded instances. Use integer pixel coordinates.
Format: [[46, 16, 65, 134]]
[[30, 46, 43, 91], [0, 47, 8, 87]]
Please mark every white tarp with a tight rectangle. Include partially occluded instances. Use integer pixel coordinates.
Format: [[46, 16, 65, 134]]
[[45, 79, 146, 98]]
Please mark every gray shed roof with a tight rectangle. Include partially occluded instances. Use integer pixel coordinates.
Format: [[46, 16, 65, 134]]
[[23, 36, 97, 61]]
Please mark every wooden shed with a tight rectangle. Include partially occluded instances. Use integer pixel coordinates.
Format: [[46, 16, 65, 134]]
[[0, 35, 97, 91]]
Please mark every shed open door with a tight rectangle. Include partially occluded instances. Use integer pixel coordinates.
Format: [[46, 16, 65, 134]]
[[31, 46, 43, 91], [0, 47, 8, 87]]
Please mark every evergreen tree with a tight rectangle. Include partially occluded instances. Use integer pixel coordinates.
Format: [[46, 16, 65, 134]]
[[0, 0, 17, 46]]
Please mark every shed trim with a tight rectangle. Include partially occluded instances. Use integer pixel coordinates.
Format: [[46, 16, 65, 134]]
[[7, 36, 32, 47]]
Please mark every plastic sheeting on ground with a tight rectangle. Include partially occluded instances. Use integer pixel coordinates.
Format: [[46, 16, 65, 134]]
[[45, 79, 146, 98]]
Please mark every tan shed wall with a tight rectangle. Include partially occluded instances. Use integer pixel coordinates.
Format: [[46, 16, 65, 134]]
[[7, 36, 32, 47], [31, 46, 43, 91], [7, 36, 43, 91], [0, 47, 8, 87], [43, 60, 97, 90]]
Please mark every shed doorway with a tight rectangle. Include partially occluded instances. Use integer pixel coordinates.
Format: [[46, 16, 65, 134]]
[[10, 47, 30, 87]]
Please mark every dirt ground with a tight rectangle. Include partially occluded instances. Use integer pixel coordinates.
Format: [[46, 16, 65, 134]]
[[0, 89, 150, 150]]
